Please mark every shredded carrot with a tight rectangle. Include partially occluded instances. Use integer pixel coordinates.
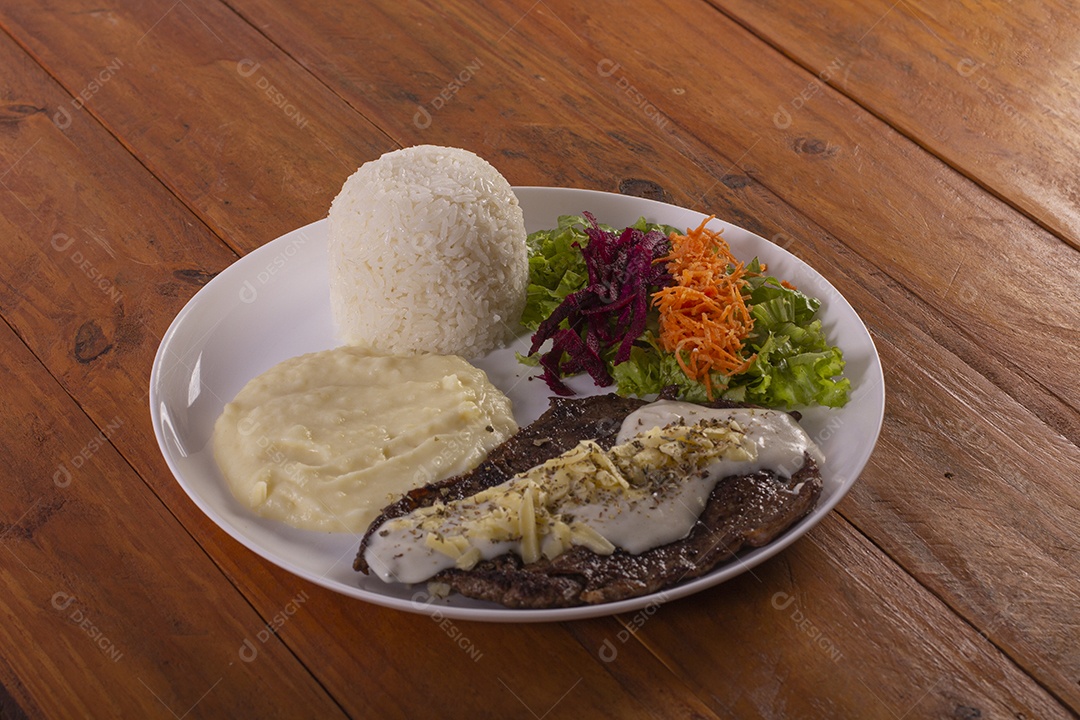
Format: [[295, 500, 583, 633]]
[[652, 217, 756, 399]]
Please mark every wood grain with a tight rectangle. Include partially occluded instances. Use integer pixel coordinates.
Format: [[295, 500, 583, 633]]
[[846, 322, 1080, 709], [0, 27, 350, 720], [202, 0, 1080, 704], [712, 0, 1080, 250], [621, 514, 1073, 719], [0, 0, 397, 254], [219, 566, 726, 719], [0, 311, 343, 717], [639, 160, 1080, 710], [0, 0, 1077, 715], [0, 6, 726, 718], [218, 0, 1080, 426], [488, 0, 1080, 412]]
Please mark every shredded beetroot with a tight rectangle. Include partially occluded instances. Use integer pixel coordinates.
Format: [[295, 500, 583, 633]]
[[529, 212, 672, 394]]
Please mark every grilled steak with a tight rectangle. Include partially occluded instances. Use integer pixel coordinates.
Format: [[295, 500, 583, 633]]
[[355, 394, 822, 608]]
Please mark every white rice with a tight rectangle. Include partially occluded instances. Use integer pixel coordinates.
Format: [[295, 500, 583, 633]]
[[328, 145, 528, 358]]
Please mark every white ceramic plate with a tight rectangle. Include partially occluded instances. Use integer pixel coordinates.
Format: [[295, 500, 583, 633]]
[[150, 187, 884, 622]]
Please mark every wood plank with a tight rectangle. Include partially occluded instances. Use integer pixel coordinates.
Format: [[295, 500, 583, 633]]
[[495, 0, 1080, 413], [205, 3, 1080, 705], [0, 320, 344, 717], [598, 167, 1080, 712], [620, 513, 1073, 719], [749, 205, 1080, 709], [0, 8, 723, 718], [219, 0, 1080, 428], [711, 0, 1080, 250], [3, 0, 1076, 713], [214, 555, 724, 719], [844, 315, 1080, 709], [0, 0, 397, 253], [286, 7, 1080, 702], [0, 29, 348, 720], [0, 33, 243, 464]]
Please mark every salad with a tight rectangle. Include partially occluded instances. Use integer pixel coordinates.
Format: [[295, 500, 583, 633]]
[[519, 213, 850, 408]]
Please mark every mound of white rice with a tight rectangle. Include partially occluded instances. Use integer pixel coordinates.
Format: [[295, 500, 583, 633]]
[[328, 145, 528, 358]]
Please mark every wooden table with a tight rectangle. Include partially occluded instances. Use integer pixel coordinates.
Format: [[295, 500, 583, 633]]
[[2, 1, 1077, 717]]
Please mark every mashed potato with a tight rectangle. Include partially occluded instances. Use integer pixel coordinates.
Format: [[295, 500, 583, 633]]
[[213, 347, 517, 533]]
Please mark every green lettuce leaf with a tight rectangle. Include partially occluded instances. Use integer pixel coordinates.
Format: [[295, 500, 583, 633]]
[[612, 263, 850, 408], [520, 215, 590, 330], [730, 264, 850, 407], [612, 340, 711, 403], [723, 321, 850, 408]]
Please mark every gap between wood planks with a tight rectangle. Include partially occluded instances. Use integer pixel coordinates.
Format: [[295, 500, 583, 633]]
[[705, 0, 1080, 255]]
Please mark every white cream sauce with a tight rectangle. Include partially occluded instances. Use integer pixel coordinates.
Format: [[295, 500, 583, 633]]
[[365, 400, 823, 584], [616, 401, 825, 470], [213, 347, 516, 533]]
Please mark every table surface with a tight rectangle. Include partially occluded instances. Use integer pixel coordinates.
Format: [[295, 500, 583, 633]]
[[2, 1, 1078, 717]]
